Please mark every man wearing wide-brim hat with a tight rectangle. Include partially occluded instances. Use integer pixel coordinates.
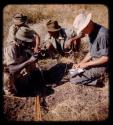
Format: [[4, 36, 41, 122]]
[[43, 20, 78, 55], [3, 26, 42, 95], [44, 20, 65, 55], [70, 12, 109, 86], [7, 13, 28, 44], [7, 13, 40, 53]]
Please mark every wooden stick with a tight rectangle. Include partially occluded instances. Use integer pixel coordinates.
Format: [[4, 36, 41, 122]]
[[35, 96, 42, 121]]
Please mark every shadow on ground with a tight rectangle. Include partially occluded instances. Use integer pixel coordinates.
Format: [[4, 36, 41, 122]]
[[14, 63, 72, 97]]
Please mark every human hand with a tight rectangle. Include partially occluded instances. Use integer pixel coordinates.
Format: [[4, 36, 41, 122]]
[[72, 63, 80, 69], [79, 63, 89, 69], [72, 62, 88, 69], [64, 40, 71, 49], [34, 47, 40, 53], [45, 42, 51, 50]]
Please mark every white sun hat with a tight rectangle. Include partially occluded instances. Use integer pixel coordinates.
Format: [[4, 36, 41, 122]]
[[73, 13, 92, 35]]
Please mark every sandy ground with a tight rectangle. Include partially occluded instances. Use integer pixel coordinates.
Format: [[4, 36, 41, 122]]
[[3, 20, 109, 121], [38, 58, 109, 121], [3, 56, 109, 121], [41, 81, 109, 121]]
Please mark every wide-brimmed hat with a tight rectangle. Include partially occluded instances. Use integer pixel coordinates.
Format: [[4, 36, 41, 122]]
[[15, 27, 33, 42], [46, 20, 61, 32], [13, 13, 27, 25], [73, 13, 92, 35]]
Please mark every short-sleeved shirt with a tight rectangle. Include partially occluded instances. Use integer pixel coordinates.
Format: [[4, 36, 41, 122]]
[[89, 23, 108, 58], [44, 28, 76, 51], [7, 24, 29, 43], [4, 42, 28, 66]]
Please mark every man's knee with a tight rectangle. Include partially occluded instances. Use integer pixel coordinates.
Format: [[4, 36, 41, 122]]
[[70, 76, 81, 84], [3, 72, 11, 85], [3, 72, 16, 95]]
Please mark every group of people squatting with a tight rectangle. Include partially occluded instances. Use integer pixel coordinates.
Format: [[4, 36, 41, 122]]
[[3, 12, 109, 96]]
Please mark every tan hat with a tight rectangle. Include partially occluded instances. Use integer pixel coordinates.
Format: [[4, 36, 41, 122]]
[[13, 13, 27, 25], [46, 20, 61, 32], [15, 27, 33, 42], [73, 13, 92, 35]]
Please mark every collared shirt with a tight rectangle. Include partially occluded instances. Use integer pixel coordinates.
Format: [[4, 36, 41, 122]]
[[7, 24, 29, 43], [89, 23, 108, 58], [44, 28, 76, 50], [4, 42, 28, 66]]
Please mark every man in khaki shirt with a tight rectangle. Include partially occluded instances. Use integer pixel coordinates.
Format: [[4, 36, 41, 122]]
[[7, 13, 40, 52], [44, 20, 80, 55], [4, 27, 39, 95]]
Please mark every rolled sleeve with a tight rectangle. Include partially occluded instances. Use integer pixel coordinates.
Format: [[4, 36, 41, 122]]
[[99, 34, 108, 56], [4, 44, 17, 65], [7, 25, 17, 43], [90, 33, 109, 58]]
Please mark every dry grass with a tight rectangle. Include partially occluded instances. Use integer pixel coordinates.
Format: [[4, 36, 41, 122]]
[[3, 4, 109, 121], [3, 4, 108, 46], [39, 58, 109, 121], [42, 81, 109, 121]]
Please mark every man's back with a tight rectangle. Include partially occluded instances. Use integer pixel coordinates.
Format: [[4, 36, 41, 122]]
[[89, 23, 108, 58]]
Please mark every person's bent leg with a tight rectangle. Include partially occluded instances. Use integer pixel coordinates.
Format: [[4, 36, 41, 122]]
[[3, 72, 17, 95], [70, 66, 106, 86]]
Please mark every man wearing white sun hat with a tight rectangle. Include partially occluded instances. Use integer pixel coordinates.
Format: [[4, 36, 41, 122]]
[[70, 12, 109, 86], [73, 13, 92, 36]]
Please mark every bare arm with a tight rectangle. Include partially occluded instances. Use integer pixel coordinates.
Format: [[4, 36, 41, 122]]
[[84, 56, 109, 67], [73, 52, 91, 68], [70, 33, 85, 43], [80, 52, 92, 63], [74, 56, 109, 69], [8, 56, 37, 74], [34, 33, 40, 52], [64, 33, 85, 49]]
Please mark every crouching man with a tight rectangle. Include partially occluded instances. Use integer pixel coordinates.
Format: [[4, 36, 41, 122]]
[[3, 26, 42, 96], [70, 13, 109, 86], [43, 20, 81, 56]]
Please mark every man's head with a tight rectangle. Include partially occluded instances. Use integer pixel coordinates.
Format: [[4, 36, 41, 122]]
[[46, 20, 61, 37], [15, 26, 33, 47], [13, 13, 27, 26], [73, 12, 94, 36]]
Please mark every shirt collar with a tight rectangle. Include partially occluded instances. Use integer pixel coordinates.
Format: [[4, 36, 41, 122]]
[[89, 23, 101, 43], [48, 30, 64, 40]]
